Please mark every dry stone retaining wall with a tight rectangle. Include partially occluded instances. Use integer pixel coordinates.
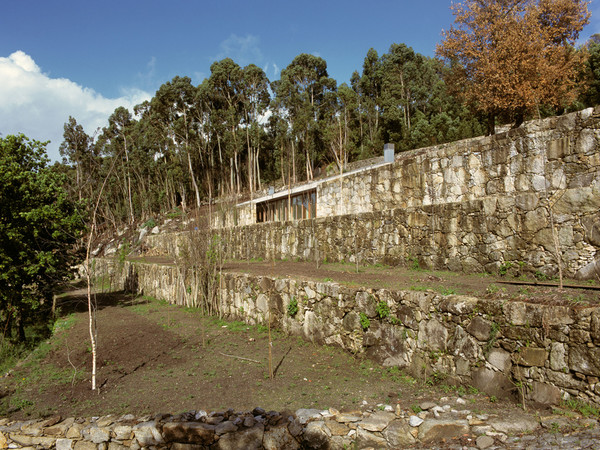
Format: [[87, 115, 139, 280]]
[[7, 402, 595, 449], [210, 107, 600, 279], [95, 259, 600, 408]]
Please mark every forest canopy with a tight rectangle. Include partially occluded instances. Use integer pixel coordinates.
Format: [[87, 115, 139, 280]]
[[54, 1, 595, 233]]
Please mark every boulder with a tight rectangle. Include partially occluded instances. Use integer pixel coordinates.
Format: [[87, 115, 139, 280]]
[[263, 424, 299, 450], [418, 419, 470, 443], [302, 421, 330, 449], [215, 424, 264, 450], [384, 420, 416, 447], [162, 422, 216, 446], [471, 367, 515, 399]]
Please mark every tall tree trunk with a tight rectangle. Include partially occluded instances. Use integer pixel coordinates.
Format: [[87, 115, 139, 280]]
[[487, 112, 496, 135], [187, 150, 201, 209], [291, 140, 296, 184], [246, 127, 253, 198], [123, 136, 134, 225], [255, 146, 261, 190], [513, 107, 525, 129]]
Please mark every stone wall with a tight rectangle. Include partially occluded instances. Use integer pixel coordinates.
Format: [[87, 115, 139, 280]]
[[206, 107, 600, 279], [96, 259, 600, 408], [8, 402, 587, 449]]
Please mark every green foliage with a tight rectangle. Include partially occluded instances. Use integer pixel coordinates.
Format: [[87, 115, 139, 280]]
[[499, 261, 513, 276], [142, 218, 156, 229], [440, 287, 457, 296], [52, 314, 76, 334], [410, 285, 428, 292], [411, 404, 422, 414], [389, 316, 402, 326], [568, 294, 585, 304], [0, 135, 85, 344], [486, 284, 500, 294], [376, 301, 390, 319], [359, 312, 370, 331], [117, 241, 130, 265], [580, 37, 600, 107], [562, 398, 600, 417], [534, 271, 550, 281], [426, 371, 447, 386], [407, 256, 420, 271], [287, 297, 299, 317], [484, 322, 501, 355], [167, 208, 182, 219]]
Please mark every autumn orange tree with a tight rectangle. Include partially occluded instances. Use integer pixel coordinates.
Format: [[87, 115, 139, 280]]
[[437, 0, 590, 134]]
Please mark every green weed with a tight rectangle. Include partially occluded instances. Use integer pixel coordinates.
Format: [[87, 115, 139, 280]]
[[287, 297, 299, 317], [376, 301, 390, 319], [563, 398, 600, 417], [410, 285, 428, 292], [359, 312, 370, 330], [499, 261, 513, 276], [440, 287, 457, 296], [142, 218, 156, 229]]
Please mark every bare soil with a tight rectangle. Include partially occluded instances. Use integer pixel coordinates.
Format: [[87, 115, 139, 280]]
[[0, 287, 539, 422], [223, 260, 600, 307], [1, 260, 597, 425]]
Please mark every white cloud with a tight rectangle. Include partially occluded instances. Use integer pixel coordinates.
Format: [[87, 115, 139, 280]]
[[136, 56, 158, 89], [0, 51, 151, 161], [214, 34, 263, 67]]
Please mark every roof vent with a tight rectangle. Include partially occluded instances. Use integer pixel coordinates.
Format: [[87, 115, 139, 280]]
[[384, 143, 395, 163]]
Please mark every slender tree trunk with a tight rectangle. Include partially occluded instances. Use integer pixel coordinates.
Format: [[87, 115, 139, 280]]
[[187, 150, 201, 208], [513, 108, 525, 129], [183, 110, 201, 209], [84, 150, 120, 391], [487, 112, 496, 135], [123, 136, 135, 225], [246, 127, 253, 198], [255, 146, 261, 191], [230, 157, 234, 194], [291, 140, 296, 184]]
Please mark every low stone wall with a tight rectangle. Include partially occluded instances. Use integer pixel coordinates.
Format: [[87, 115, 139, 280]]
[[95, 259, 600, 408], [8, 401, 595, 449]]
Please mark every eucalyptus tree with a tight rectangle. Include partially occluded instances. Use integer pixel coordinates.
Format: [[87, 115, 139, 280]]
[[266, 111, 293, 185], [324, 83, 359, 173], [100, 106, 136, 224], [351, 48, 384, 158], [59, 116, 98, 202], [380, 43, 428, 146], [240, 64, 270, 196], [581, 34, 600, 107], [151, 76, 202, 209], [191, 80, 216, 201], [274, 54, 337, 181], [349, 43, 483, 152], [208, 58, 245, 194]]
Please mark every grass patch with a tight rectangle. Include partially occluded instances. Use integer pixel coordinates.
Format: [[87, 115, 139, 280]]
[[562, 398, 600, 417]]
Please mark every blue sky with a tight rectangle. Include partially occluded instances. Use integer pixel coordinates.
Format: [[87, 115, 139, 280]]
[[1, 0, 599, 161]]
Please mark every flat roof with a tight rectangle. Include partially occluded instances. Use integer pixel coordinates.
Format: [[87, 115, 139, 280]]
[[236, 159, 393, 207]]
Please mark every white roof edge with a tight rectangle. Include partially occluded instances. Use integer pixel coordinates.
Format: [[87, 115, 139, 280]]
[[236, 159, 393, 207]]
